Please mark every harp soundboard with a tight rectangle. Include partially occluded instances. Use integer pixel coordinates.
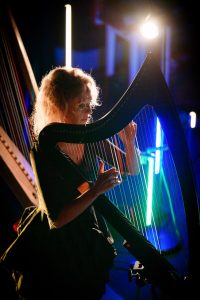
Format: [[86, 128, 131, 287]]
[[0, 126, 38, 208]]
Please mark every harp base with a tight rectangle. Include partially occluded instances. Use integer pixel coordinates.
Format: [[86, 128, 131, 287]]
[[128, 260, 148, 287], [127, 259, 194, 300]]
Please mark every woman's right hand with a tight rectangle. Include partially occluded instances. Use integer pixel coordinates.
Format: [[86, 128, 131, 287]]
[[92, 161, 121, 197], [53, 161, 120, 228]]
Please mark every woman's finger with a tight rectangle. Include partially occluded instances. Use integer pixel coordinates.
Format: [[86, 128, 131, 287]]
[[98, 160, 104, 174]]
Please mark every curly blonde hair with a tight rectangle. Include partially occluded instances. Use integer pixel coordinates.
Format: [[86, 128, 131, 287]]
[[30, 66, 101, 139]]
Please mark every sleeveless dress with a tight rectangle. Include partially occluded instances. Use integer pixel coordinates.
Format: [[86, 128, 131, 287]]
[[0, 143, 117, 300]]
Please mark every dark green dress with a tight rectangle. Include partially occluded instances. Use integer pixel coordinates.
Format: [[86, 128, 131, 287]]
[[0, 143, 117, 300]]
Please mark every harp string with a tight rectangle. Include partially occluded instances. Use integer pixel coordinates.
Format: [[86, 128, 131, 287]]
[[108, 134, 141, 225], [74, 105, 183, 255], [0, 9, 36, 162], [135, 107, 160, 247], [110, 115, 159, 249], [138, 106, 184, 252], [135, 107, 165, 250], [106, 133, 138, 231], [123, 138, 149, 237], [1, 48, 30, 159], [113, 124, 160, 250], [97, 138, 124, 207], [69, 113, 160, 251]]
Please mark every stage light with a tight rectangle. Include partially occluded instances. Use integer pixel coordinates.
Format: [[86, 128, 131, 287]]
[[140, 16, 159, 39]]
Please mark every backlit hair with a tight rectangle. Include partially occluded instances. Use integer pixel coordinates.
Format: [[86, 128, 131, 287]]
[[30, 66, 101, 139]]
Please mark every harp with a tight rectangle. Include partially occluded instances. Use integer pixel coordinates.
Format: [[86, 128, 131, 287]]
[[38, 53, 199, 296], [0, 5, 199, 298], [0, 4, 39, 257]]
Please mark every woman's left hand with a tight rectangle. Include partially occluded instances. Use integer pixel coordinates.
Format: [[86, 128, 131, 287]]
[[118, 121, 137, 145]]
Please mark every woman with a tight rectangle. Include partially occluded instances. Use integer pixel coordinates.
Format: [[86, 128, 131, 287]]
[[2, 66, 140, 300], [31, 66, 139, 228]]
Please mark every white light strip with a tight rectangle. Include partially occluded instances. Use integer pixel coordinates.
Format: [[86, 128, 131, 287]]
[[146, 156, 154, 226], [155, 118, 161, 174], [189, 111, 196, 128], [65, 4, 72, 67]]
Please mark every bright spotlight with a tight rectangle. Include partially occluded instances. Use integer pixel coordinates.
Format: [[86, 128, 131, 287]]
[[140, 18, 159, 39]]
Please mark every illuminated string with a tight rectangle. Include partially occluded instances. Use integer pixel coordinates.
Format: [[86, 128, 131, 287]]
[[61, 102, 182, 255], [0, 10, 38, 163], [0, 31, 31, 159]]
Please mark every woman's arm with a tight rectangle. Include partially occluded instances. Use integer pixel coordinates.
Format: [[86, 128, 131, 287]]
[[118, 122, 140, 175], [54, 161, 121, 228]]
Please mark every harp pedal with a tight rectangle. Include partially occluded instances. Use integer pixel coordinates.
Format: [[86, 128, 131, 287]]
[[123, 240, 148, 286], [128, 261, 148, 287]]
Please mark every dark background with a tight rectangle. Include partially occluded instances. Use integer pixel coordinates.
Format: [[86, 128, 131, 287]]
[[4, 0, 200, 113], [0, 1, 199, 297], [0, 0, 199, 227], [1, 1, 199, 204], [5, 0, 199, 192]]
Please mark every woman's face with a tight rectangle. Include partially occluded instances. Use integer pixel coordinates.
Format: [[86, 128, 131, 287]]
[[64, 96, 93, 125]]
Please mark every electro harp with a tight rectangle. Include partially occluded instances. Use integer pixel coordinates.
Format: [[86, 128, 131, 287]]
[[0, 6, 38, 209], [38, 53, 199, 296]]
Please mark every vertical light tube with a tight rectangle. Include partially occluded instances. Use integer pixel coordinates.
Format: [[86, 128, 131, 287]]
[[164, 26, 171, 86], [155, 117, 161, 174], [105, 25, 116, 76], [146, 156, 154, 226], [65, 4, 72, 67], [189, 111, 197, 128], [129, 33, 139, 84]]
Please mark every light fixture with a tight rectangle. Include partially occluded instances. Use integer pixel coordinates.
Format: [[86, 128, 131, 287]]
[[140, 15, 159, 39]]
